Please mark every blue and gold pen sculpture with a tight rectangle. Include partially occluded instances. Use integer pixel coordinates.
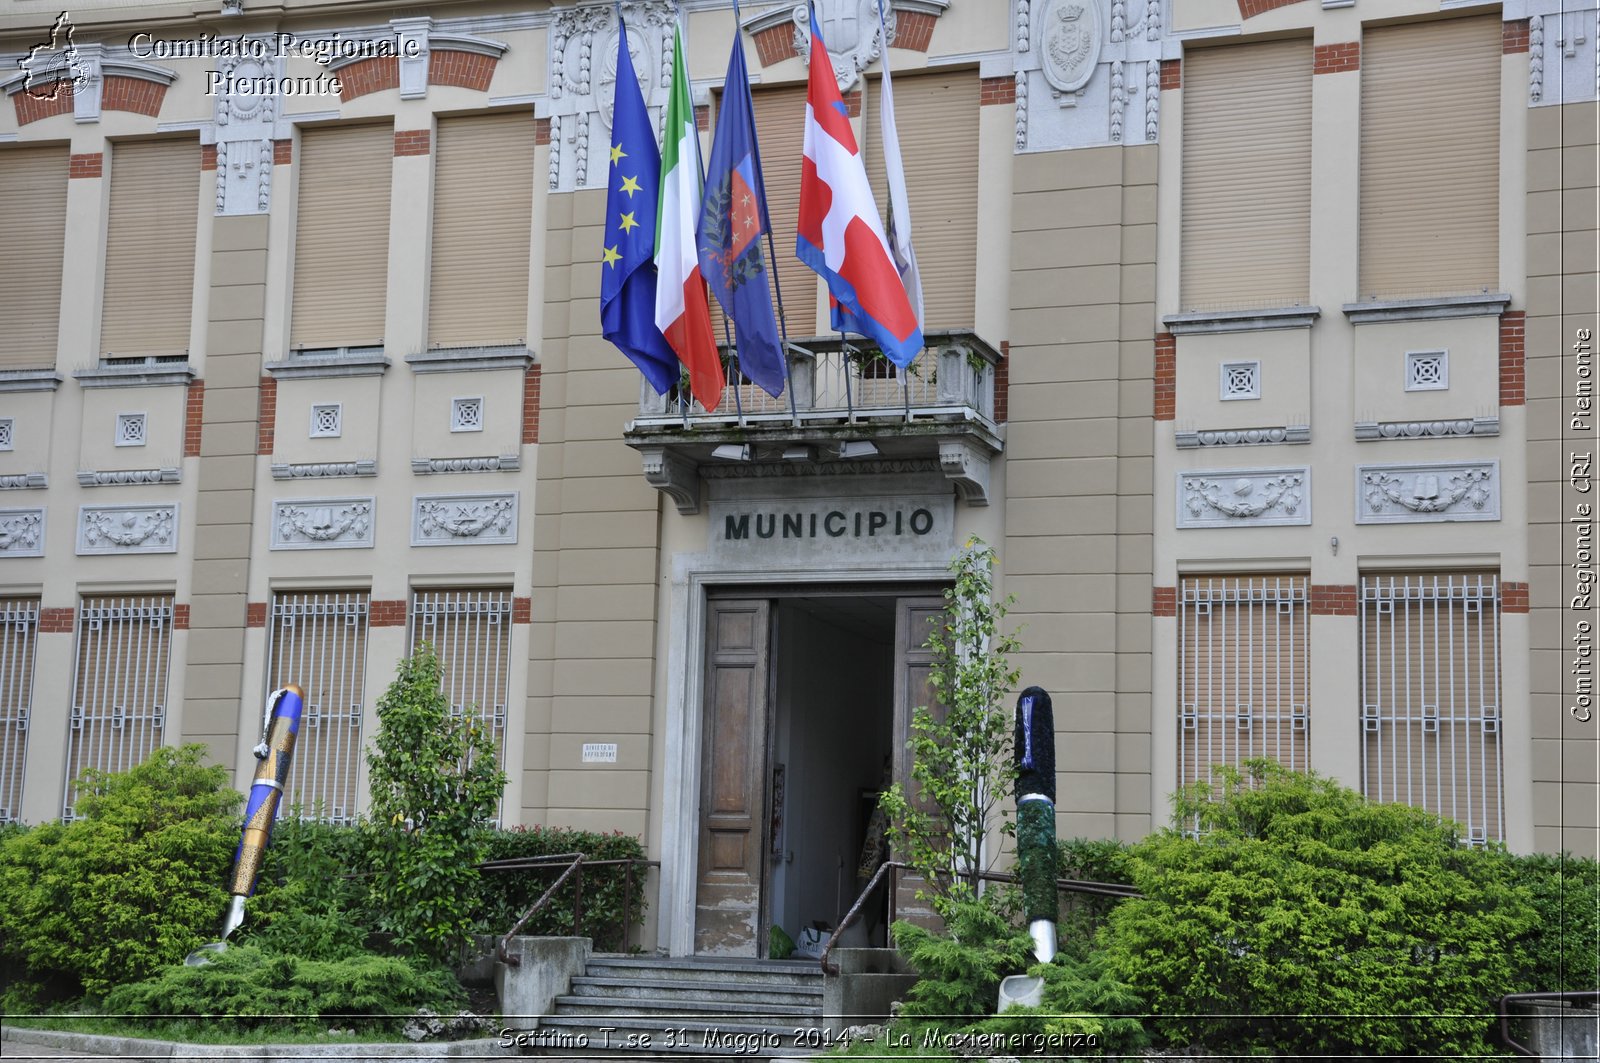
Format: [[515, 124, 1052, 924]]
[[186, 683, 303, 964]]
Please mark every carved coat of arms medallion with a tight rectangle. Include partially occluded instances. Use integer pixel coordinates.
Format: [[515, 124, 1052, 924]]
[[1041, 0, 1102, 101]]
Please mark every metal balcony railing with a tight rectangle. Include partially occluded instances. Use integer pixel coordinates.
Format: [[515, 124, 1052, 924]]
[[633, 331, 1000, 428]]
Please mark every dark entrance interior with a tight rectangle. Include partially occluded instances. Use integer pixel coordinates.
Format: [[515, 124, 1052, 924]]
[[766, 596, 896, 952]]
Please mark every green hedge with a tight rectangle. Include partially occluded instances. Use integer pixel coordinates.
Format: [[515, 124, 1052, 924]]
[[475, 826, 649, 951]]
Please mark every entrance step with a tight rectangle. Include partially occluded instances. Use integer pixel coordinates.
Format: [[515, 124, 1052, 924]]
[[534, 955, 828, 1059]]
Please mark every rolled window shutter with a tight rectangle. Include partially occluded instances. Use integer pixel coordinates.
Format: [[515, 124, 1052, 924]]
[[750, 86, 817, 335], [863, 70, 979, 331], [0, 146, 68, 368], [101, 140, 200, 358], [1181, 39, 1312, 312], [1360, 16, 1500, 300], [291, 125, 392, 349], [429, 113, 535, 348]]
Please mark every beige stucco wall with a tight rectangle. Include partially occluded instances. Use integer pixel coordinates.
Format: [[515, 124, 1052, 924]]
[[1527, 100, 1599, 858], [1005, 144, 1158, 842]]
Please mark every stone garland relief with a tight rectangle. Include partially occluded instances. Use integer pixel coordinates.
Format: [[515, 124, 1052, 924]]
[[547, 1, 676, 192], [1356, 461, 1500, 525], [1526, 5, 1600, 106], [77, 504, 178, 555], [213, 50, 282, 216], [271, 498, 375, 549], [412, 492, 519, 546], [1177, 468, 1310, 529], [0, 509, 45, 558], [1013, 0, 1163, 152]]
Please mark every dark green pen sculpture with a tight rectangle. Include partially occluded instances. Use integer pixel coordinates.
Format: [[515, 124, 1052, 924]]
[[1014, 685, 1058, 963]]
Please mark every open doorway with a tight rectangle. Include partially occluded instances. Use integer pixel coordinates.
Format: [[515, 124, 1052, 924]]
[[693, 589, 943, 958], [766, 596, 896, 954]]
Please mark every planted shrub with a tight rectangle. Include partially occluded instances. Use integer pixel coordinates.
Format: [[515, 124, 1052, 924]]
[[0, 746, 241, 999], [892, 898, 1033, 1021], [240, 814, 371, 961], [101, 944, 461, 1036], [364, 645, 507, 965], [476, 825, 649, 951], [1104, 760, 1534, 1057], [1509, 850, 1600, 993]]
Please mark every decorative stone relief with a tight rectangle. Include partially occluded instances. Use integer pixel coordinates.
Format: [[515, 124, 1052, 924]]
[[1177, 467, 1310, 529], [0, 509, 45, 557], [1354, 417, 1499, 442], [1012, 0, 1164, 152], [1175, 426, 1309, 449], [271, 497, 374, 549], [270, 460, 378, 479], [411, 455, 521, 474], [789, 0, 895, 92], [546, 1, 676, 192], [77, 504, 177, 555], [1356, 461, 1500, 524], [641, 446, 699, 514], [1527, 3, 1599, 106], [212, 46, 282, 216], [0, 474, 47, 490], [938, 438, 992, 506], [77, 467, 180, 487], [412, 492, 519, 546]]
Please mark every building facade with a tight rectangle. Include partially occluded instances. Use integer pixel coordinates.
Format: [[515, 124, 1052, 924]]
[[0, 0, 1593, 956]]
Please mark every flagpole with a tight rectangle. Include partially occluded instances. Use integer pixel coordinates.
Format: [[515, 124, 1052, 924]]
[[730, 0, 801, 429]]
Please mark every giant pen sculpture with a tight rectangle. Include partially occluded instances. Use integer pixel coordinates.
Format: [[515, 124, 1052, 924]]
[[186, 683, 303, 964]]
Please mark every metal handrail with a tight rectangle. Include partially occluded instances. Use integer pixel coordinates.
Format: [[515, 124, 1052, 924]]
[[1498, 989, 1600, 1056], [819, 863, 1142, 976], [489, 854, 661, 966]]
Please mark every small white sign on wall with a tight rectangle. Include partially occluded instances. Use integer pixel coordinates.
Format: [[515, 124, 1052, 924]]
[[581, 742, 618, 764]]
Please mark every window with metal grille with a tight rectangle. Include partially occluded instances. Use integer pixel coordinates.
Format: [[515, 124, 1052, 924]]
[[409, 589, 512, 786], [64, 596, 173, 818], [0, 419, 13, 451], [0, 599, 39, 823], [1178, 575, 1309, 821], [1360, 572, 1503, 843], [265, 591, 370, 824]]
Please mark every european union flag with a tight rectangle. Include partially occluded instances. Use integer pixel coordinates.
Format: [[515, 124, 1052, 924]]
[[601, 18, 677, 395], [695, 32, 786, 399]]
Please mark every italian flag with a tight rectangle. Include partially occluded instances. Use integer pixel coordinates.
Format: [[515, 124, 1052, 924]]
[[654, 24, 723, 412]]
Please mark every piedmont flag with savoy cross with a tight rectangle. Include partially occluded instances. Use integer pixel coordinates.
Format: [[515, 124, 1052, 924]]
[[795, 9, 923, 369], [654, 23, 724, 412], [599, 16, 679, 396]]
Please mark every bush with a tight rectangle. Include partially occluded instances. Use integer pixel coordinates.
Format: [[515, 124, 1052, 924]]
[[1508, 850, 1600, 993], [1103, 760, 1535, 1057], [0, 746, 241, 999], [892, 897, 1033, 1021], [101, 944, 461, 1036], [364, 646, 507, 965], [967, 951, 1149, 1054], [240, 814, 371, 961], [476, 825, 649, 951]]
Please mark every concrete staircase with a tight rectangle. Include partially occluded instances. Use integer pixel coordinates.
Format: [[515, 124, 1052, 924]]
[[532, 954, 828, 1057]]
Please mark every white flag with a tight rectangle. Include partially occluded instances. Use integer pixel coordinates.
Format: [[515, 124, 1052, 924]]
[[876, 0, 923, 330]]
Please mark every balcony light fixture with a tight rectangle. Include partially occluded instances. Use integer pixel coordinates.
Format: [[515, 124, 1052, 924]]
[[711, 444, 752, 462], [838, 440, 879, 459]]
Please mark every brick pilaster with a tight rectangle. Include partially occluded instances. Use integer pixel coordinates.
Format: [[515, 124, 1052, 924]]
[[1313, 42, 1360, 75], [1311, 584, 1358, 616], [1154, 333, 1176, 421], [1500, 311, 1526, 406]]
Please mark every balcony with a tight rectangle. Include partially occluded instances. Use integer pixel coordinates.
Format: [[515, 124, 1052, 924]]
[[623, 331, 1003, 512]]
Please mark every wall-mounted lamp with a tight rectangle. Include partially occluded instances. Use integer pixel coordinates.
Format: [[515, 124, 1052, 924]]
[[711, 444, 751, 462]]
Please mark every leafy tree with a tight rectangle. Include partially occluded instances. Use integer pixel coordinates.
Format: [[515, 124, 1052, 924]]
[[879, 538, 1021, 914], [1103, 760, 1535, 1057], [0, 745, 241, 999], [364, 645, 506, 964]]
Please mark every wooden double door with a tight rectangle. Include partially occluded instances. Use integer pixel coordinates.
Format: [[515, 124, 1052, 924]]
[[693, 591, 944, 957]]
